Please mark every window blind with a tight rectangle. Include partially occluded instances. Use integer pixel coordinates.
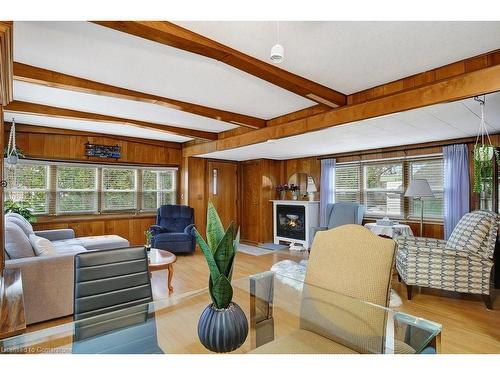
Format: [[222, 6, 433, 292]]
[[5, 163, 49, 214], [56, 166, 98, 214], [102, 168, 137, 211], [408, 158, 444, 219], [363, 162, 403, 217], [335, 164, 360, 203], [142, 169, 176, 211]]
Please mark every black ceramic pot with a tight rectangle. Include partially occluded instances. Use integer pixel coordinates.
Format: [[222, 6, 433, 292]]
[[198, 302, 248, 353]]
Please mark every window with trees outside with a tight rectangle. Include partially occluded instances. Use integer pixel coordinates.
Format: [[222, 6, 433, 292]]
[[334, 156, 443, 220], [4, 160, 177, 216]]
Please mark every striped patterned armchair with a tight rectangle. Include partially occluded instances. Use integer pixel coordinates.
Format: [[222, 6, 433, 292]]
[[396, 210, 499, 309]]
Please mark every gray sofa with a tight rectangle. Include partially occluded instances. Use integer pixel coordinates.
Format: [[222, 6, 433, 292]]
[[4, 213, 130, 324]]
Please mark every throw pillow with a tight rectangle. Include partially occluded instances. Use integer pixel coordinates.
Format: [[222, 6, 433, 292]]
[[5, 222, 36, 259], [29, 234, 57, 256], [6, 213, 35, 237]]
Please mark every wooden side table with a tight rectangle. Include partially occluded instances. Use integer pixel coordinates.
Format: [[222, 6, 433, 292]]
[[0, 268, 26, 339], [148, 249, 177, 292]]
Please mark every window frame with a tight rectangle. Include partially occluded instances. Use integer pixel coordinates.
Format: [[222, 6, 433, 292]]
[[334, 155, 444, 221], [4, 159, 178, 217], [141, 169, 177, 212], [407, 158, 444, 220], [4, 161, 50, 215], [363, 162, 404, 218]]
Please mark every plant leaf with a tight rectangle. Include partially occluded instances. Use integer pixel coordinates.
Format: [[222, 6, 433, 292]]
[[206, 201, 225, 254], [214, 222, 235, 277], [193, 227, 220, 282], [228, 227, 240, 281], [209, 273, 233, 309]]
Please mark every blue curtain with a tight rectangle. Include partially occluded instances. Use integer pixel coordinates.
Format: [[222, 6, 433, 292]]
[[443, 144, 470, 240], [320, 158, 336, 227]]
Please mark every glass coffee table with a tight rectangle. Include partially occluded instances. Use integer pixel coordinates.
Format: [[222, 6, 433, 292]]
[[0, 272, 441, 354]]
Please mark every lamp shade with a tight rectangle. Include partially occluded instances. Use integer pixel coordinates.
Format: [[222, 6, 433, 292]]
[[405, 179, 434, 198], [306, 177, 317, 193]]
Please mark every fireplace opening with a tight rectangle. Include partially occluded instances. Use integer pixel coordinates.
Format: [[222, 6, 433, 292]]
[[276, 204, 306, 241]]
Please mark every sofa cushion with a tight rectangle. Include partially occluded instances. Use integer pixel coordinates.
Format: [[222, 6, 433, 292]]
[[156, 232, 192, 243], [77, 235, 130, 251], [29, 234, 57, 256], [53, 242, 87, 255], [5, 222, 35, 259], [446, 210, 499, 260], [6, 213, 35, 237]]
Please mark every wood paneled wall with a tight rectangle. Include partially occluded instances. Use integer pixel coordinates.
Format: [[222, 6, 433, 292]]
[[9, 125, 181, 166], [7, 125, 182, 246]]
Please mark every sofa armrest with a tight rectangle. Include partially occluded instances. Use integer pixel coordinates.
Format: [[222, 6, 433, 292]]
[[5, 253, 77, 324], [35, 228, 75, 241], [184, 224, 195, 235]]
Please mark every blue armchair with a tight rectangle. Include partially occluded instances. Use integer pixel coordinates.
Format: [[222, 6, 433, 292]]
[[311, 202, 365, 239], [149, 205, 196, 254]]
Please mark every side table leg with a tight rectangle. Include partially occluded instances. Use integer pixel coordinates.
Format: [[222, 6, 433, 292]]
[[167, 264, 174, 292]]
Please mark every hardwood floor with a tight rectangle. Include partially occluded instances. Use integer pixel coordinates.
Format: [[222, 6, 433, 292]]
[[26, 249, 500, 354]]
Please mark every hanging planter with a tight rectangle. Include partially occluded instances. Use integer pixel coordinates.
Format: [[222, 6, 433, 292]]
[[5, 119, 24, 165], [472, 96, 499, 195]]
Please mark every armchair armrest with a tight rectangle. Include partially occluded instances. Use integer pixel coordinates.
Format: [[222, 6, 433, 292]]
[[184, 224, 195, 235], [35, 228, 75, 241], [310, 226, 328, 240], [149, 225, 169, 236]]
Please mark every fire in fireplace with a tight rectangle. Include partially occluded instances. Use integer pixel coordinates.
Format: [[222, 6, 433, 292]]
[[276, 204, 306, 241]]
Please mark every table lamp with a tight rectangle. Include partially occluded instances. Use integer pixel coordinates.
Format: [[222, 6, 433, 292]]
[[404, 179, 434, 236], [306, 179, 317, 201]]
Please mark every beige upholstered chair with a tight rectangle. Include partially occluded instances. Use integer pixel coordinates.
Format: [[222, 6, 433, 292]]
[[252, 224, 400, 354]]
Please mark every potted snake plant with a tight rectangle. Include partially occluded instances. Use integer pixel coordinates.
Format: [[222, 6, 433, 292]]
[[192, 201, 248, 353]]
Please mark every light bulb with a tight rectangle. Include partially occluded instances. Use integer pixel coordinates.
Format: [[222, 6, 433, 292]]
[[270, 43, 284, 64]]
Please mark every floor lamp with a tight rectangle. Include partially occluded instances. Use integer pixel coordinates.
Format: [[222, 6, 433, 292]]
[[405, 179, 434, 237]]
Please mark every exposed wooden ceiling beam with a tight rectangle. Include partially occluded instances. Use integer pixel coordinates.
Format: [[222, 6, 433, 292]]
[[13, 62, 265, 129], [4, 101, 218, 141], [183, 63, 500, 157], [91, 21, 347, 108], [0, 21, 13, 106]]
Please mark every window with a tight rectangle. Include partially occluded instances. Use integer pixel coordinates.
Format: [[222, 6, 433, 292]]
[[102, 168, 137, 211], [408, 158, 444, 219], [56, 166, 98, 214], [4, 160, 177, 216], [142, 169, 176, 211], [5, 162, 49, 214], [364, 162, 403, 217], [334, 155, 443, 220], [335, 164, 360, 203]]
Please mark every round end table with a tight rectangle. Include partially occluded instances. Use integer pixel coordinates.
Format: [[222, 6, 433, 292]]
[[148, 248, 177, 292]]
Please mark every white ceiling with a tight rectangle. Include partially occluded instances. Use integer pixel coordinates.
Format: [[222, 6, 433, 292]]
[[198, 92, 500, 161], [12, 81, 236, 133], [177, 21, 500, 94], [2, 113, 192, 143], [13, 21, 314, 120]]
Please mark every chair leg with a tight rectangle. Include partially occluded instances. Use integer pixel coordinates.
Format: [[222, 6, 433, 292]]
[[482, 294, 494, 310], [406, 285, 413, 300]]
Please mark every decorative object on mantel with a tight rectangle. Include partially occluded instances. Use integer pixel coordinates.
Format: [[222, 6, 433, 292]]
[[289, 184, 300, 200], [193, 202, 248, 353], [404, 179, 434, 237], [275, 184, 289, 200], [306, 176, 317, 201], [472, 96, 499, 209], [85, 142, 121, 159], [5, 118, 24, 165]]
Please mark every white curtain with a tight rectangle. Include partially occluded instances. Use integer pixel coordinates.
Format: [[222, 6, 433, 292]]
[[320, 158, 336, 227]]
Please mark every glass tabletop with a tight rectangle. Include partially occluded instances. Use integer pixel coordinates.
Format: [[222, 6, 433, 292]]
[[0, 271, 441, 354]]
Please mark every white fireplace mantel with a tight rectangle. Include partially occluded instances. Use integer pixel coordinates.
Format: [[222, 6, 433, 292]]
[[270, 200, 320, 249]]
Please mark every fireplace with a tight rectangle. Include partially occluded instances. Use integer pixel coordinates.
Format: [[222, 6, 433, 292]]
[[272, 200, 319, 249], [276, 204, 306, 241]]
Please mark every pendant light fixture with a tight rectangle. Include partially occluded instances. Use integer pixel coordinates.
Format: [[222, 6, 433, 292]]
[[270, 21, 284, 64]]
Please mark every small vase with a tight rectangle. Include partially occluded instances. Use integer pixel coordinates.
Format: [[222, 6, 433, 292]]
[[279, 191, 286, 200], [307, 192, 315, 201], [292, 192, 299, 200], [198, 302, 248, 353]]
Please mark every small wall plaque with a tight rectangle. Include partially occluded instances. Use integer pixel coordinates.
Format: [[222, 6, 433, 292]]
[[85, 143, 121, 159]]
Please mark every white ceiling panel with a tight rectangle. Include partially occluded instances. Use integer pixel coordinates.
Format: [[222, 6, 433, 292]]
[[178, 21, 500, 94], [13, 81, 236, 133], [14, 21, 314, 119], [199, 92, 500, 161], [3, 113, 191, 143]]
